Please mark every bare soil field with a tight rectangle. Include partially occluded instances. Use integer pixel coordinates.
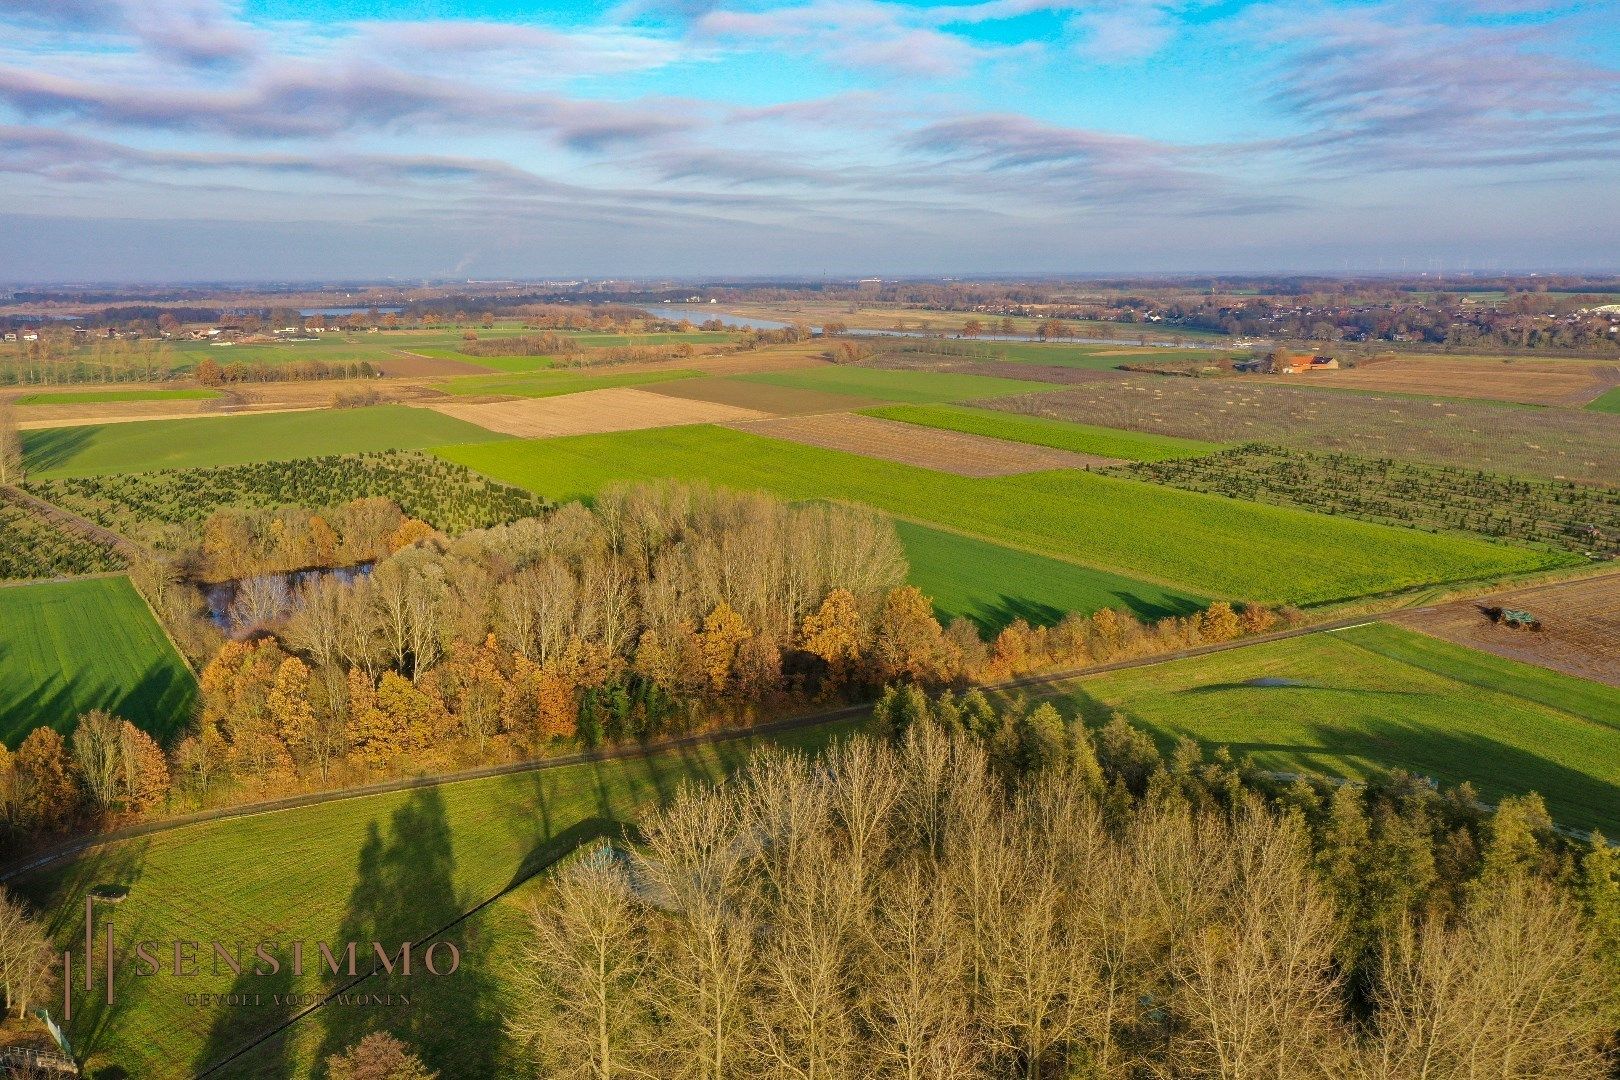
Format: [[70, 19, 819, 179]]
[[645, 376, 884, 415], [1274, 358, 1620, 406], [729, 412, 1121, 476], [996, 378, 1620, 487], [1395, 573, 1620, 687], [419, 387, 771, 438], [870, 353, 1127, 387]]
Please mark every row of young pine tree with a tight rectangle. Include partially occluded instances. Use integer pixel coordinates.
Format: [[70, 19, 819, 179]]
[[510, 689, 1620, 1079], [0, 484, 1290, 849]]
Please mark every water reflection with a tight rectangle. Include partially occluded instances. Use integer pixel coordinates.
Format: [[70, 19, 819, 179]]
[[202, 563, 372, 635]]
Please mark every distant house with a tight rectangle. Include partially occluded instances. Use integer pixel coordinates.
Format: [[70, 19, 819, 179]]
[[1272, 352, 1338, 374]]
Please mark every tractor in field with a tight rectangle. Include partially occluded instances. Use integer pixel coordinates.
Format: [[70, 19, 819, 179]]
[[1481, 605, 1542, 631]]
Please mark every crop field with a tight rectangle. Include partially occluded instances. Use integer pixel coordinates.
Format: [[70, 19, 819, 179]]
[[1038, 623, 1620, 833], [644, 374, 884, 414], [733, 413, 1120, 475], [14, 388, 221, 405], [0, 577, 195, 745], [1590, 387, 1620, 414], [438, 367, 703, 398], [866, 403, 1222, 461], [0, 498, 123, 580], [1281, 356, 1620, 407], [20, 405, 508, 478], [994, 377, 1620, 486], [32, 451, 545, 543], [423, 387, 769, 438], [435, 425, 1551, 605], [1395, 573, 1620, 687], [15, 718, 858, 1078], [1123, 445, 1617, 558], [977, 342, 1237, 370], [735, 366, 1058, 403], [894, 519, 1204, 629]]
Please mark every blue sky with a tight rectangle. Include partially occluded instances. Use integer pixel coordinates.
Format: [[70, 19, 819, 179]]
[[0, 0, 1616, 280]]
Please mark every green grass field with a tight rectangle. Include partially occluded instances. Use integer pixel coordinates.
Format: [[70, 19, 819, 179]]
[[867, 403, 1223, 461], [895, 520, 1205, 630], [975, 342, 1239, 370], [16, 718, 858, 1078], [0, 577, 195, 746], [1588, 388, 1620, 414], [434, 426, 1553, 606], [736, 366, 1056, 403], [15, 388, 222, 405], [22, 406, 507, 478], [440, 368, 704, 398], [1044, 623, 1620, 832]]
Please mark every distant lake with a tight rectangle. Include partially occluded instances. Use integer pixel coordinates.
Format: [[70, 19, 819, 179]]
[[298, 305, 404, 317], [642, 305, 792, 331]]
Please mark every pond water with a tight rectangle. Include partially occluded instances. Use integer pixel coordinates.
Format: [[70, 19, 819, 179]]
[[641, 305, 792, 330], [202, 563, 372, 632], [297, 305, 404, 317]]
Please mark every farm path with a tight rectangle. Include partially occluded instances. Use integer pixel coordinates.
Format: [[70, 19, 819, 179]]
[[0, 484, 147, 562]]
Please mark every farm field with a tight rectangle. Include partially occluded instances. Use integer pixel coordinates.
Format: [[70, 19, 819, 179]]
[[732, 413, 1120, 475], [735, 366, 1057, 403], [1395, 572, 1620, 687], [438, 367, 703, 398], [866, 403, 1222, 461], [979, 342, 1238, 370], [644, 374, 884, 414], [0, 576, 195, 746], [20, 405, 508, 478], [994, 377, 1620, 486], [1123, 445, 1617, 558], [894, 519, 1205, 630], [0, 498, 123, 580], [1039, 622, 1620, 832], [721, 301, 1225, 341], [422, 387, 769, 438], [434, 425, 1553, 605], [14, 717, 859, 1079], [1590, 387, 1620, 414], [13, 388, 221, 405], [1275, 356, 1620, 407]]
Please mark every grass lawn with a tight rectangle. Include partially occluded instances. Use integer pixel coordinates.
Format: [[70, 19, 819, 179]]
[[977, 342, 1239, 370], [736, 366, 1056, 403], [1589, 388, 1620, 414], [16, 718, 859, 1079], [895, 520, 1205, 631], [434, 426, 1552, 607], [866, 403, 1224, 461], [440, 368, 704, 398], [0, 577, 195, 746], [21, 405, 507, 478], [15, 388, 221, 405], [1040, 623, 1620, 833]]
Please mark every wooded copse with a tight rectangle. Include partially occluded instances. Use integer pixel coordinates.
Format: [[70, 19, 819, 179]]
[[512, 700, 1620, 1078], [0, 480, 1290, 848]]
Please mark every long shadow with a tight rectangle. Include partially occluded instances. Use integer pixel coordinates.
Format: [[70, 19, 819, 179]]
[[20, 427, 97, 476]]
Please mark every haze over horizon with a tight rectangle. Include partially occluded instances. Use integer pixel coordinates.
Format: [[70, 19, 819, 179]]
[[1, 0, 1616, 281]]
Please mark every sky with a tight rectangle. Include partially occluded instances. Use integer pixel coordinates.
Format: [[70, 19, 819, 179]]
[[0, 0, 1616, 281]]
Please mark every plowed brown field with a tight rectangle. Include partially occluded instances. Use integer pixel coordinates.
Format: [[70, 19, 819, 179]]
[[1277, 358, 1620, 406], [645, 376, 883, 415], [730, 412, 1121, 476], [419, 387, 771, 438], [1395, 572, 1620, 687]]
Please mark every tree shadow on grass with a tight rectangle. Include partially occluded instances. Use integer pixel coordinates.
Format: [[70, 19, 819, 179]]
[[20, 426, 97, 477]]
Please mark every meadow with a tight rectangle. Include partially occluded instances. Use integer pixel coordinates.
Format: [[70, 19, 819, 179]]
[[15, 718, 859, 1078], [866, 403, 1223, 461], [434, 425, 1552, 606], [439, 368, 704, 398], [21, 406, 507, 479], [735, 366, 1056, 403], [1590, 387, 1620, 414], [14, 388, 221, 405], [0, 577, 195, 745], [894, 520, 1205, 630], [1043, 622, 1620, 832]]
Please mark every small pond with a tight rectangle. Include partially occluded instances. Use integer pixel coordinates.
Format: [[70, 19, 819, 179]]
[[201, 563, 372, 632]]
